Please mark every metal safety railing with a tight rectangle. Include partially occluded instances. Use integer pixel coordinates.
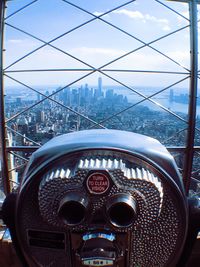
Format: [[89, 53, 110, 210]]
[[0, 0, 199, 195]]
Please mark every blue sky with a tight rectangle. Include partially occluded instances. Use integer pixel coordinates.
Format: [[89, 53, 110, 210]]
[[4, 0, 192, 89]]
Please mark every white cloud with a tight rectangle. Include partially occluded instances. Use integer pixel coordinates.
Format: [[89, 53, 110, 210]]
[[93, 11, 104, 17], [8, 39, 23, 44], [168, 50, 189, 67], [5, 46, 189, 87], [93, 11, 110, 18], [71, 46, 124, 57], [113, 9, 171, 31], [114, 10, 143, 20], [6, 38, 39, 49]]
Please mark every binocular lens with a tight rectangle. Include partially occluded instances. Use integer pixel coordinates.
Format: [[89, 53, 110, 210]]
[[58, 193, 89, 225], [107, 194, 137, 227]]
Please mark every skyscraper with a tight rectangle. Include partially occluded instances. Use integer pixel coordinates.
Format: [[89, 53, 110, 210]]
[[98, 77, 102, 97]]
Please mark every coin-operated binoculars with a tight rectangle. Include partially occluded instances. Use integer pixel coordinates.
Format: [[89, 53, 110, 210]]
[[2, 130, 197, 267]]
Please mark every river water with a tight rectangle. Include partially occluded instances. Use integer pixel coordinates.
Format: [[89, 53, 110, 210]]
[[105, 86, 200, 116]]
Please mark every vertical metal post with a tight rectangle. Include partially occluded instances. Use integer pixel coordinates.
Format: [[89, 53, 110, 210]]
[[0, 0, 10, 195], [183, 0, 198, 193]]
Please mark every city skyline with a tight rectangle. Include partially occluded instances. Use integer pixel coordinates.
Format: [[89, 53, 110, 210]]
[[4, 75, 195, 184], [4, 74, 195, 118]]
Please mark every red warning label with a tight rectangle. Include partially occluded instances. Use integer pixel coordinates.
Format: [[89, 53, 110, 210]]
[[86, 172, 110, 194]]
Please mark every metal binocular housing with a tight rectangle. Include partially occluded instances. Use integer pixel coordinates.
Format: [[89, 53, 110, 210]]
[[3, 129, 199, 267]]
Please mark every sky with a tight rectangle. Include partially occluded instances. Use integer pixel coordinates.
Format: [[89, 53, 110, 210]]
[[3, 0, 193, 90]]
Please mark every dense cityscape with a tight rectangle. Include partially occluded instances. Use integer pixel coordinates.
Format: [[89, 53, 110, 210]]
[[3, 77, 200, 186], [5, 78, 191, 146]]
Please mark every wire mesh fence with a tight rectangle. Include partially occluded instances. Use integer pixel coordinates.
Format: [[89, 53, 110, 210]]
[[0, 0, 200, 193]]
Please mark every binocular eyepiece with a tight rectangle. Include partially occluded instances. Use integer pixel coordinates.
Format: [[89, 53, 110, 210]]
[[58, 192, 89, 226], [106, 193, 137, 228], [58, 191, 137, 228]]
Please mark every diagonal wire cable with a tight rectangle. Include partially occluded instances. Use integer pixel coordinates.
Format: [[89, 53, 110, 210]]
[[5, 70, 189, 128], [4, 22, 96, 71], [92, 87, 188, 135], [5, 20, 190, 75], [3, 1, 196, 126], [94, 78, 188, 127], [100, 72, 196, 126], [4, 73, 106, 129], [5, 69, 192, 136], [4, 65, 190, 130], [96, 72, 189, 125], [9, 163, 27, 173], [154, 0, 189, 21], [101, 72, 200, 135], [3, 16, 191, 110], [5, 2, 190, 79], [162, 128, 187, 144], [4, 23, 191, 122], [62, 0, 190, 72], [4, 1, 192, 129], [5, 20, 190, 78], [4, 12, 194, 133], [9, 151, 29, 163], [9, 179, 20, 186], [103, 70, 200, 135], [4, 0, 136, 71], [61, 0, 199, 142], [5, 0, 38, 20], [6, 125, 41, 146], [98, 25, 190, 72], [3, 1, 200, 192]]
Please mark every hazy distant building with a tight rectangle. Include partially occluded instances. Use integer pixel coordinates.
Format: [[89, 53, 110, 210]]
[[62, 87, 71, 106], [16, 97, 22, 105], [71, 89, 79, 106], [106, 89, 114, 100], [98, 77, 102, 98], [37, 93, 40, 102]]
